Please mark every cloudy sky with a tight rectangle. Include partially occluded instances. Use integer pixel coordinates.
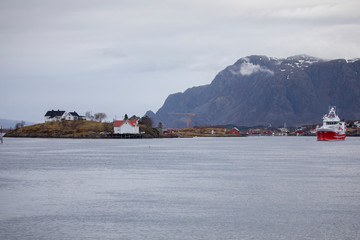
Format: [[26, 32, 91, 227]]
[[1, 0, 360, 123]]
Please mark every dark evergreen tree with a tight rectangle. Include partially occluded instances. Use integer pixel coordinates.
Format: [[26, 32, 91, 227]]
[[140, 116, 153, 128]]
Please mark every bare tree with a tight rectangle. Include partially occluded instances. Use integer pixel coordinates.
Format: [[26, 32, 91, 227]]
[[15, 121, 25, 129], [85, 111, 94, 121], [94, 113, 107, 122]]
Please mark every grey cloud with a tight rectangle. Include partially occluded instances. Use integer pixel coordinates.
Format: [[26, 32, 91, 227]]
[[1, 0, 360, 122], [239, 62, 274, 76], [229, 61, 274, 76]]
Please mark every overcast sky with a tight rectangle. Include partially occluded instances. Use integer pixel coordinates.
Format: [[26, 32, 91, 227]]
[[1, 0, 360, 123]]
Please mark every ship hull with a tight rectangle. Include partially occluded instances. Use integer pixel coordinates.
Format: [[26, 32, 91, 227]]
[[316, 130, 346, 141]]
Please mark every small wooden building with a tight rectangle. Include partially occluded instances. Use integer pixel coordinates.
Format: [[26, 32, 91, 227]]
[[226, 127, 240, 135], [113, 120, 139, 134]]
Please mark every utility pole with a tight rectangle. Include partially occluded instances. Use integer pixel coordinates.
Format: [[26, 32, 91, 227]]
[[0, 124, 3, 143]]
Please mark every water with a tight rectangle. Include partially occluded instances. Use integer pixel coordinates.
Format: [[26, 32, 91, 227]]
[[0, 137, 359, 240]]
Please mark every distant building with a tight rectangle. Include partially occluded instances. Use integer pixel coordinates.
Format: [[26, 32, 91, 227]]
[[226, 127, 240, 135], [278, 123, 289, 136], [44, 110, 85, 122], [278, 128, 289, 136], [113, 120, 139, 134], [295, 130, 304, 136], [63, 111, 85, 121], [44, 110, 66, 122], [164, 128, 177, 134]]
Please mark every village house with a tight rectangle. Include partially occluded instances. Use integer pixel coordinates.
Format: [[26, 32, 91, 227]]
[[113, 120, 139, 134], [226, 127, 241, 135], [164, 128, 177, 135], [63, 111, 84, 121], [44, 110, 85, 122], [44, 110, 66, 122]]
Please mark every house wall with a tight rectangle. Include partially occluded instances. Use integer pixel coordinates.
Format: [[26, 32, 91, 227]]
[[66, 115, 75, 120], [114, 121, 139, 134], [44, 116, 61, 122], [44, 117, 52, 122], [63, 112, 79, 121], [61, 112, 68, 120], [62, 112, 72, 121]]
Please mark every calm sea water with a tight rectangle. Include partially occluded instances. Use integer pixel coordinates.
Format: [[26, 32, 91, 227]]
[[0, 137, 359, 240]]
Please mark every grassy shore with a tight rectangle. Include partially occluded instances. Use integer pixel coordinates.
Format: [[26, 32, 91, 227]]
[[5, 120, 159, 138], [167, 126, 247, 138], [5, 121, 112, 138], [5, 121, 249, 139]]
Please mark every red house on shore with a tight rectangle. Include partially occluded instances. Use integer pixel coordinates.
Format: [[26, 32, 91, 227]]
[[113, 120, 139, 134], [164, 128, 177, 134], [226, 127, 240, 135]]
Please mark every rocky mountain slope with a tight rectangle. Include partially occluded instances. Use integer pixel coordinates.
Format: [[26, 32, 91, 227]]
[[147, 55, 360, 128]]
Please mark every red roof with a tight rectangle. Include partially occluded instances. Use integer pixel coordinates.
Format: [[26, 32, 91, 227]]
[[113, 120, 138, 127]]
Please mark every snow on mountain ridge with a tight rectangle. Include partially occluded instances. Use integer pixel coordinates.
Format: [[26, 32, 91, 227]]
[[149, 54, 360, 128], [230, 56, 274, 76], [347, 58, 360, 63]]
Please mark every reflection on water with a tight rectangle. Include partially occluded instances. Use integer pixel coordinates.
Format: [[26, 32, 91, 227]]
[[1, 137, 360, 240]]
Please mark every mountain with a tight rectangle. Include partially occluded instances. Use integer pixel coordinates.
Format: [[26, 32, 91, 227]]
[[147, 55, 360, 128]]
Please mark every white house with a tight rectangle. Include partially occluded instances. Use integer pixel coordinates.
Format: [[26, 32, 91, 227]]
[[63, 111, 83, 121], [44, 110, 85, 122], [44, 110, 66, 122], [113, 120, 139, 134]]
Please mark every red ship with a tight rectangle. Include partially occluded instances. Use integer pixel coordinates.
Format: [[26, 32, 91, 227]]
[[316, 107, 346, 141]]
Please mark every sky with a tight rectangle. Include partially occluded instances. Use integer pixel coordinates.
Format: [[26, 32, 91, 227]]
[[1, 0, 360, 123]]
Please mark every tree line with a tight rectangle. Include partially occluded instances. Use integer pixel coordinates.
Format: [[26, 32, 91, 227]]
[[85, 112, 157, 128], [85, 112, 107, 122]]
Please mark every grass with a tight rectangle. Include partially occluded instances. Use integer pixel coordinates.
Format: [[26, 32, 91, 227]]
[[6, 120, 113, 138], [6, 120, 161, 138], [6, 121, 249, 138], [173, 127, 246, 137]]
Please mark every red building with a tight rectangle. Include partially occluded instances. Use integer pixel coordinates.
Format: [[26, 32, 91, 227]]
[[164, 128, 178, 134], [226, 127, 240, 135]]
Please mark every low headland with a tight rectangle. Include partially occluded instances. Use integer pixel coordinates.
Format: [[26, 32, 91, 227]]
[[4, 120, 360, 139], [4, 120, 158, 139], [4, 120, 248, 138]]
